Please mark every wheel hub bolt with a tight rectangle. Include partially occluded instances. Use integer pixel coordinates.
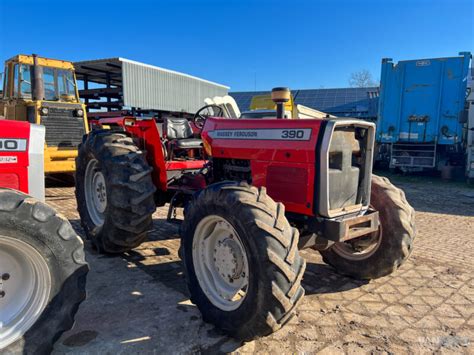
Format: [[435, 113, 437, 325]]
[[1, 273, 9, 281]]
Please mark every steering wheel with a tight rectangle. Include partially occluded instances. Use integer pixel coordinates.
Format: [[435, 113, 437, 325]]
[[193, 105, 224, 129]]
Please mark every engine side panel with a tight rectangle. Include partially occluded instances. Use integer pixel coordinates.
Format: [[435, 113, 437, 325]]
[[201, 118, 323, 216]]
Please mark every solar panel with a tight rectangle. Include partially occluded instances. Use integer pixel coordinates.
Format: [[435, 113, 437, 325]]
[[230, 87, 379, 118]]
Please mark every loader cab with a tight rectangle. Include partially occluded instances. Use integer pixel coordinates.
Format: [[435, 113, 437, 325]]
[[239, 93, 332, 120], [0, 72, 4, 98], [247, 93, 295, 118], [240, 109, 291, 119], [0, 55, 89, 173]]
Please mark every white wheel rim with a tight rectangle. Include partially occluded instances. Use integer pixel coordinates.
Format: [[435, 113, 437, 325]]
[[0, 236, 51, 348], [85, 159, 107, 227], [192, 215, 249, 311]]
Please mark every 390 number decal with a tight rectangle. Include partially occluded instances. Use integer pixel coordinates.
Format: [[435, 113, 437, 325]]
[[0, 139, 27, 152], [0, 140, 18, 150], [208, 128, 311, 141], [281, 130, 305, 139]]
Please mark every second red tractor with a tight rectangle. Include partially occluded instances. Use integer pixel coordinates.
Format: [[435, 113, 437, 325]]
[[75, 88, 415, 340], [0, 120, 88, 353]]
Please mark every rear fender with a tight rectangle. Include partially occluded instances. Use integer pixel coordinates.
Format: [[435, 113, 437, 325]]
[[119, 118, 168, 192]]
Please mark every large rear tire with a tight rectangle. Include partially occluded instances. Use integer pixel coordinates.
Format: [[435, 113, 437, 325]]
[[75, 130, 156, 253], [181, 182, 306, 341], [0, 189, 88, 354], [320, 175, 416, 279]]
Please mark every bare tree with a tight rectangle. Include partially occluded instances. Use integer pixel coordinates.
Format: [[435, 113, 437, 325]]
[[349, 70, 377, 88]]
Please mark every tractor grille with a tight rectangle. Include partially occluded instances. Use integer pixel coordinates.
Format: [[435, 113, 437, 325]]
[[328, 128, 362, 211], [41, 106, 85, 148], [318, 121, 375, 218]]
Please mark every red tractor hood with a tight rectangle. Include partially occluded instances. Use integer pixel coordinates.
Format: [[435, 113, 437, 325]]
[[201, 117, 324, 216]]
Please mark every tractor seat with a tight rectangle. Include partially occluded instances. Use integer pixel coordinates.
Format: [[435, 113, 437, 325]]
[[166, 118, 202, 149], [174, 138, 203, 149]]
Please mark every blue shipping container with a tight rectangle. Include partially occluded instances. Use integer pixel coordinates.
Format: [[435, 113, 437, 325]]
[[376, 52, 471, 169]]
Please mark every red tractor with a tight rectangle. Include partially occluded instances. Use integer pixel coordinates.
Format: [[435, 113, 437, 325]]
[[0, 120, 88, 353], [75, 88, 415, 340]]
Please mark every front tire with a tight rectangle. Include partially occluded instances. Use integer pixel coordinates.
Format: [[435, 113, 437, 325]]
[[320, 175, 416, 279], [181, 182, 306, 341], [0, 189, 88, 354], [75, 130, 156, 253]]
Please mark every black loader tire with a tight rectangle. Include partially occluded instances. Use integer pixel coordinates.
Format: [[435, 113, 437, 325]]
[[181, 182, 306, 341], [320, 174, 416, 279], [75, 130, 156, 253], [0, 189, 88, 354]]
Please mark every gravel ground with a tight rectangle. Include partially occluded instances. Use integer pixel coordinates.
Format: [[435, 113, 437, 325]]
[[47, 173, 474, 354]]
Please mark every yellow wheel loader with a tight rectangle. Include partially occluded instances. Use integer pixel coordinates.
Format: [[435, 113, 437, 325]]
[[0, 54, 88, 174], [240, 92, 335, 119]]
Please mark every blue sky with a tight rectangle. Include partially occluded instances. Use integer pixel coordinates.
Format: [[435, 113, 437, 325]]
[[0, 0, 472, 91]]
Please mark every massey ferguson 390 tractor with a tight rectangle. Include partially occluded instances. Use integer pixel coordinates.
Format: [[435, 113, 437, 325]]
[[0, 120, 88, 353], [75, 87, 415, 340]]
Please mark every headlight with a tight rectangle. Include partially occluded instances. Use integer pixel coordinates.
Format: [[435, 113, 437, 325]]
[[75, 109, 84, 117], [39, 107, 49, 116]]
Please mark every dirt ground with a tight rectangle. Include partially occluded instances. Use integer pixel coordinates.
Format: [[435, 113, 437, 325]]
[[48, 173, 474, 354]]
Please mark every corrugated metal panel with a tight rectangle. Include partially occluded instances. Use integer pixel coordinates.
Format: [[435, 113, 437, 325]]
[[121, 58, 229, 113]]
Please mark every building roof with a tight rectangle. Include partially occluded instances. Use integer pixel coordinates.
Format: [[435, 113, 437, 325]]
[[231, 87, 379, 118], [74, 58, 229, 114], [74, 57, 229, 89]]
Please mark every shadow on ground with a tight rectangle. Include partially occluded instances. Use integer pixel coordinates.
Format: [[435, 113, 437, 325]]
[[45, 174, 76, 188], [59, 216, 373, 353], [302, 261, 368, 295]]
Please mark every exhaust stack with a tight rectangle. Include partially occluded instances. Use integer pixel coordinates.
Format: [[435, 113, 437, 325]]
[[32, 54, 45, 101], [271, 87, 290, 119]]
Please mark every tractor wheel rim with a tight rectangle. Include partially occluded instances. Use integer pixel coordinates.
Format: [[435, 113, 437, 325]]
[[192, 215, 249, 311], [85, 159, 107, 227], [332, 223, 383, 261], [0, 235, 51, 348]]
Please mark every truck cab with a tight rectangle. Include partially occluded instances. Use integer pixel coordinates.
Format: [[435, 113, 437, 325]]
[[0, 54, 89, 173]]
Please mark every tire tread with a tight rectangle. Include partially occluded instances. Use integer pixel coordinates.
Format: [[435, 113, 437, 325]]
[[182, 181, 305, 341], [0, 189, 88, 353], [75, 129, 156, 253]]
